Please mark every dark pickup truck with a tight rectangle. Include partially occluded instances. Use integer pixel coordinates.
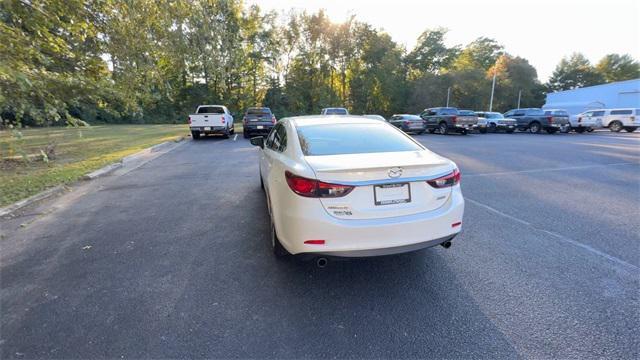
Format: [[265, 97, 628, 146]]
[[420, 107, 477, 135], [504, 108, 570, 134], [243, 107, 276, 138]]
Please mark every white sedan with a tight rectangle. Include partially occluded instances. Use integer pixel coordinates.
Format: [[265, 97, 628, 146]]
[[250, 116, 464, 260]]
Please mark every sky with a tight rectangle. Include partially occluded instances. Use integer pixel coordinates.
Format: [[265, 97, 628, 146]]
[[248, 0, 639, 81]]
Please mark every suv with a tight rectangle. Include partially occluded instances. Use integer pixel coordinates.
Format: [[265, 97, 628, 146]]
[[504, 108, 569, 134], [321, 107, 349, 115], [243, 107, 276, 138], [475, 112, 516, 133], [601, 108, 639, 132], [420, 107, 477, 135]]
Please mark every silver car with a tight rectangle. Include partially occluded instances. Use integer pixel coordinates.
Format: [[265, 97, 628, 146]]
[[475, 112, 516, 133]]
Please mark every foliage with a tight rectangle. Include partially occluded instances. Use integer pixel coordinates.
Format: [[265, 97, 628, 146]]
[[1, 0, 638, 125]]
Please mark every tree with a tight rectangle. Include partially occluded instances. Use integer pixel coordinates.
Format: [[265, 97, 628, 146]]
[[405, 28, 459, 77], [595, 54, 640, 83], [450, 37, 504, 71], [546, 53, 604, 92], [489, 55, 544, 111]]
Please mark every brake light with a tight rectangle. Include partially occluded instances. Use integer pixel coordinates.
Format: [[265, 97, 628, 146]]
[[427, 168, 461, 188], [221, 116, 225, 124], [188, 116, 191, 124], [272, 115, 277, 124], [285, 171, 354, 198], [547, 116, 553, 124], [451, 116, 457, 124], [304, 240, 325, 245]]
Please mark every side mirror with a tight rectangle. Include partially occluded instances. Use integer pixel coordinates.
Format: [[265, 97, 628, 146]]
[[250, 136, 264, 149]]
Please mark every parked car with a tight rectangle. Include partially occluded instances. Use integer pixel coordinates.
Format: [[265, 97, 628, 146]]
[[321, 107, 349, 115], [543, 109, 572, 133], [250, 116, 464, 262], [362, 114, 386, 121], [243, 107, 276, 138], [420, 107, 477, 135], [570, 109, 604, 133], [600, 108, 639, 132], [504, 108, 569, 134], [388, 114, 426, 134], [188, 105, 234, 139], [475, 111, 516, 133]]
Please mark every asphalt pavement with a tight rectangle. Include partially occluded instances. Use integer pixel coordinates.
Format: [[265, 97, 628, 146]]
[[1, 130, 639, 359]]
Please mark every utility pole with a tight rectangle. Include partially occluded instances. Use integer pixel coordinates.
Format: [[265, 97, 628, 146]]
[[489, 70, 497, 112], [446, 87, 451, 107], [517, 90, 522, 109]]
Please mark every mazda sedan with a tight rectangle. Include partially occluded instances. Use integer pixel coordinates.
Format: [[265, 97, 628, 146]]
[[250, 116, 464, 260]]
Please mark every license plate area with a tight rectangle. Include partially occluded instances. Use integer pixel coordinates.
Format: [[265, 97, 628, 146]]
[[374, 183, 411, 206], [257, 125, 264, 129], [204, 127, 211, 131]]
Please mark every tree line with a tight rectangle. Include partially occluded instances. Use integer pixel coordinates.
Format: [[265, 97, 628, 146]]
[[1, 0, 638, 127]]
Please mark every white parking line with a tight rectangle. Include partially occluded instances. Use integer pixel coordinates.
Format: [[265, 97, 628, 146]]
[[233, 134, 238, 141], [466, 197, 639, 272], [465, 162, 638, 178]]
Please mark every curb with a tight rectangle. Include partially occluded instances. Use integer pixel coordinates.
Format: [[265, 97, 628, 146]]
[[0, 185, 67, 218], [1, 136, 186, 218]]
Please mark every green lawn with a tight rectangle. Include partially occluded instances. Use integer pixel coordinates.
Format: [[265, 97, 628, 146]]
[[0, 124, 190, 207]]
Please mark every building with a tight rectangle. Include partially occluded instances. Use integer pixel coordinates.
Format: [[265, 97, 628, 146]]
[[543, 79, 640, 115]]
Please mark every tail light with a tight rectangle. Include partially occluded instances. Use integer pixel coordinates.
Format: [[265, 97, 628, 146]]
[[547, 116, 553, 124], [427, 168, 461, 188], [285, 171, 354, 198], [272, 115, 277, 124], [403, 121, 409, 126], [188, 116, 191, 124], [451, 116, 457, 124], [221, 116, 225, 124]]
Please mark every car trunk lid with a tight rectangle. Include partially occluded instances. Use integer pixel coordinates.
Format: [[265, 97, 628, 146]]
[[305, 151, 454, 220]]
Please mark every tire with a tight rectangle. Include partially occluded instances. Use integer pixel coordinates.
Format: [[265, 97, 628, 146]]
[[479, 127, 487, 134], [191, 131, 200, 140], [222, 127, 230, 139], [428, 128, 436, 134], [243, 130, 249, 139], [587, 128, 594, 132], [625, 127, 637, 133], [529, 122, 541, 134], [546, 128, 558, 134], [575, 127, 586, 133], [489, 123, 497, 133], [609, 121, 623, 132], [560, 125, 570, 134], [270, 216, 289, 258], [505, 129, 515, 134], [439, 122, 449, 135]]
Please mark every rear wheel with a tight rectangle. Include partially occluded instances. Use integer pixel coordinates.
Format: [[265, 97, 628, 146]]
[[428, 128, 436, 134], [575, 127, 586, 133], [439, 122, 449, 135], [505, 129, 515, 134], [609, 121, 623, 132], [270, 217, 289, 258], [489, 123, 497, 133], [191, 131, 201, 140], [529, 122, 541, 134], [625, 127, 637, 133], [587, 127, 594, 132], [222, 127, 230, 139]]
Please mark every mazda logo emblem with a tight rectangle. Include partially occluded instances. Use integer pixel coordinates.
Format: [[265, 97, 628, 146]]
[[388, 167, 403, 178]]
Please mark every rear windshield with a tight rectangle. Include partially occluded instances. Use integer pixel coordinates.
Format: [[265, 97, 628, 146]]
[[324, 108, 348, 115], [297, 123, 423, 156], [404, 115, 421, 120], [197, 106, 224, 114], [247, 108, 271, 115], [458, 110, 475, 116]]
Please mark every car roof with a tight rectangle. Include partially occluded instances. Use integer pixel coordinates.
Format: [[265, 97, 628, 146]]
[[288, 115, 383, 127], [392, 114, 419, 117]]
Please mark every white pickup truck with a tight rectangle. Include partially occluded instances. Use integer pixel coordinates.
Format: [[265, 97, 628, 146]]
[[188, 105, 235, 139]]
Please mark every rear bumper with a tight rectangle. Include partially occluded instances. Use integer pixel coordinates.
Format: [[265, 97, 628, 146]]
[[401, 125, 426, 132], [190, 126, 226, 134], [275, 187, 464, 257], [244, 125, 274, 135]]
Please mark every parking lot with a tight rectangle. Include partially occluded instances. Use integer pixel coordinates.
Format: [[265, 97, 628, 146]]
[[1, 130, 639, 358]]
